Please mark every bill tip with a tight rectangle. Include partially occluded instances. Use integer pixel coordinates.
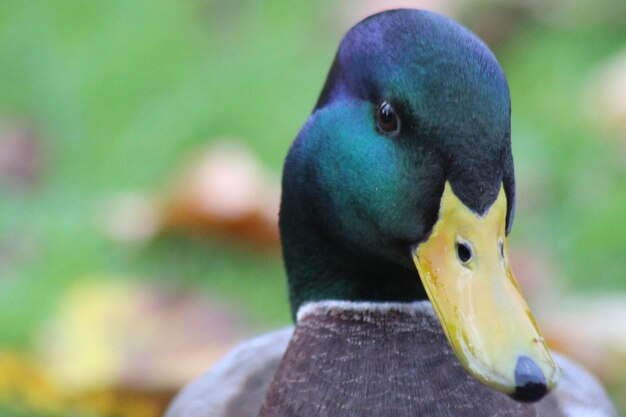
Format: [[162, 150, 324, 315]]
[[510, 355, 548, 402]]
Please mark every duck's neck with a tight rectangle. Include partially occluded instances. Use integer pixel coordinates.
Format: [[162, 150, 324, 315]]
[[280, 192, 428, 320], [258, 301, 537, 417]]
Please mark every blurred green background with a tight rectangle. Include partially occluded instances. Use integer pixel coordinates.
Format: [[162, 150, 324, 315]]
[[0, 1, 624, 416]]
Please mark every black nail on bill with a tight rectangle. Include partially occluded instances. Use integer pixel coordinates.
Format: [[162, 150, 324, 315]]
[[511, 356, 548, 402]]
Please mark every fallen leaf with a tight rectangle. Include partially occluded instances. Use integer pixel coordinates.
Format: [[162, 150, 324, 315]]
[[37, 279, 257, 393], [162, 141, 280, 247], [104, 140, 281, 248], [583, 49, 626, 150], [0, 124, 43, 191]]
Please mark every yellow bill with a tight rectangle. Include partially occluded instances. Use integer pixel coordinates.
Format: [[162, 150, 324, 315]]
[[412, 181, 560, 402]]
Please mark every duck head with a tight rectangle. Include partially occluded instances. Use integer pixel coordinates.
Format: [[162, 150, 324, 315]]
[[279, 9, 559, 402]]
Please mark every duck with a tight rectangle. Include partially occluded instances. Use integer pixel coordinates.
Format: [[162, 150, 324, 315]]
[[165, 9, 618, 417]]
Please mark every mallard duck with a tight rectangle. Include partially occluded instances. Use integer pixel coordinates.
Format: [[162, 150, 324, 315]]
[[166, 9, 617, 417]]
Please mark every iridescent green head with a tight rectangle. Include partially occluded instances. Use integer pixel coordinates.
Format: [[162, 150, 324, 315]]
[[279, 9, 561, 403], [280, 9, 514, 307]]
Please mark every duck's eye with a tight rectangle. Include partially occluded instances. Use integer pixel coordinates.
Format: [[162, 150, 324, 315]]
[[376, 101, 400, 135]]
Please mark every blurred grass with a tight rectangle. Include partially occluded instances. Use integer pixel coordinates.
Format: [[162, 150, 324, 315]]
[[0, 0, 338, 347], [0, 1, 624, 414], [502, 24, 626, 291]]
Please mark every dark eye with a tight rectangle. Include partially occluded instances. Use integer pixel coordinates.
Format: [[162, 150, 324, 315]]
[[376, 101, 400, 135]]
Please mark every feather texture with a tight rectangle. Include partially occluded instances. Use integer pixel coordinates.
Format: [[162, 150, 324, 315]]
[[166, 301, 617, 417], [258, 301, 537, 416]]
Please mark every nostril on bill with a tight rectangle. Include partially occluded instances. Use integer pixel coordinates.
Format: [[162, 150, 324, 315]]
[[456, 240, 472, 264], [510, 356, 548, 403]]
